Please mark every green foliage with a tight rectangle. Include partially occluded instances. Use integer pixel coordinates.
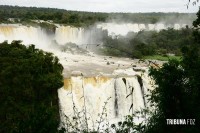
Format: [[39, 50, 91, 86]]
[[39, 22, 57, 33], [143, 55, 181, 61], [146, 8, 200, 133], [0, 41, 64, 133], [148, 60, 186, 132], [0, 5, 196, 27], [103, 27, 194, 59], [111, 113, 147, 133], [147, 52, 200, 132]]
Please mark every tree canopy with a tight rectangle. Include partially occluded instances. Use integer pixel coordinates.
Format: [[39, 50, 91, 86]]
[[0, 5, 196, 27], [0, 41, 63, 133], [102, 27, 194, 59], [146, 8, 200, 133]]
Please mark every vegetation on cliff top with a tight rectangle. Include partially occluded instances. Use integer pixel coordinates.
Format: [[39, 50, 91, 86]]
[[0, 5, 196, 27]]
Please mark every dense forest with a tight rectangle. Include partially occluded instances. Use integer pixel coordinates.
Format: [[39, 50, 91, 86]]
[[0, 41, 63, 132], [146, 8, 200, 133], [0, 5, 196, 27], [102, 26, 194, 60]]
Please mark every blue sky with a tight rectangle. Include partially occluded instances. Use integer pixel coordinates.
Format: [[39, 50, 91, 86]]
[[0, 0, 199, 13]]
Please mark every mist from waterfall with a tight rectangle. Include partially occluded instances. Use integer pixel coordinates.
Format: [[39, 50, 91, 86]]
[[0, 22, 180, 131], [0, 22, 189, 52], [0, 24, 102, 51]]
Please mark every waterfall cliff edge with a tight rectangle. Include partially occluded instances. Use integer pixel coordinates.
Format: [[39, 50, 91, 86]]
[[58, 66, 155, 131]]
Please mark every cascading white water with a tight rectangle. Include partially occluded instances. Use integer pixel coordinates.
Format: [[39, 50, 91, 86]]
[[0, 24, 97, 49], [58, 67, 154, 131], [55, 26, 85, 44], [0, 23, 188, 48], [0, 25, 52, 49], [96, 23, 188, 36], [0, 24, 104, 48]]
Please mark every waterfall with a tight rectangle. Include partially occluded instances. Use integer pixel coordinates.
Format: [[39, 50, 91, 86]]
[[137, 75, 146, 108], [0, 23, 188, 49], [97, 23, 188, 36], [55, 26, 85, 44], [58, 67, 154, 131], [0, 24, 95, 48], [0, 25, 51, 49], [114, 79, 119, 117]]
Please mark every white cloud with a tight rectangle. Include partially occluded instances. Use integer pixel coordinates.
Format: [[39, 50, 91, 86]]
[[0, 0, 199, 13]]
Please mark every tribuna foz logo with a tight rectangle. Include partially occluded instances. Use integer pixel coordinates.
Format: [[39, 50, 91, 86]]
[[166, 119, 195, 125]]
